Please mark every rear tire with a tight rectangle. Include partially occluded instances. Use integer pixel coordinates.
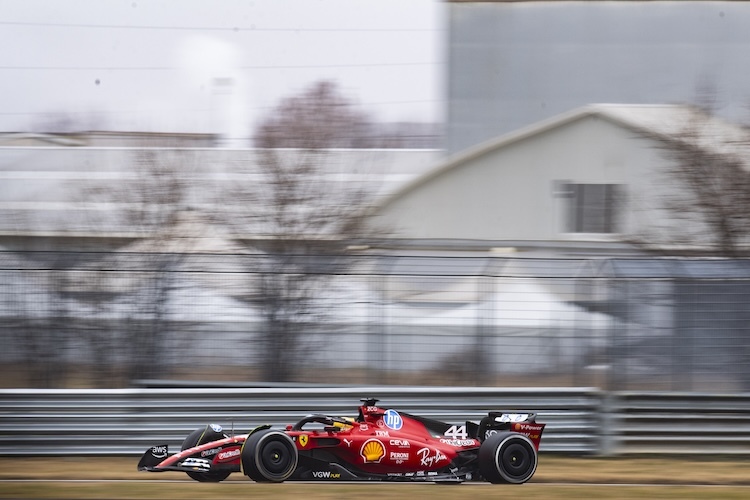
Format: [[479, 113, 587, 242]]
[[240, 429, 298, 482], [181, 426, 231, 483], [478, 432, 538, 484]]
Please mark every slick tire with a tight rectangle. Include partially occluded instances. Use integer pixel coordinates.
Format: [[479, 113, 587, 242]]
[[240, 429, 298, 483], [478, 431, 538, 484], [180, 426, 231, 482]]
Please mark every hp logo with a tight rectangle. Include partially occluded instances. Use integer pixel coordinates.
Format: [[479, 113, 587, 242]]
[[383, 409, 403, 430]]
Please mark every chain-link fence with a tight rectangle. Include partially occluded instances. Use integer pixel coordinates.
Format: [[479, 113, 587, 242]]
[[2, 251, 749, 391]]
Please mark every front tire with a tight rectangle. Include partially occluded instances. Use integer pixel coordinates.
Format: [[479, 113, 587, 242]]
[[181, 426, 231, 482], [478, 432, 538, 484], [240, 429, 298, 482]]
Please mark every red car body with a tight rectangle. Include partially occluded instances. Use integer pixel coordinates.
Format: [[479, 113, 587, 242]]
[[138, 398, 545, 484]]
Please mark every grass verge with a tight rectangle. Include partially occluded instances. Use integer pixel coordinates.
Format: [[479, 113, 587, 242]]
[[1, 455, 749, 499]]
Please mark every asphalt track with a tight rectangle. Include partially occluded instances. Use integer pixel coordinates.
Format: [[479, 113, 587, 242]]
[[4, 478, 750, 500]]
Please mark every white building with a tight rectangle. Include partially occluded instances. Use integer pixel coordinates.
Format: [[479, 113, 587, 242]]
[[372, 104, 750, 255]]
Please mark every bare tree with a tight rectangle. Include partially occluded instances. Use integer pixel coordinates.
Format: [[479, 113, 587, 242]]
[[69, 148, 197, 385], [648, 96, 750, 391], [114, 149, 198, 383], [225, 84, 384, 382], [254, 80, 375, 149], [655, 105, 750, 256], [253, 79, 443, 149]]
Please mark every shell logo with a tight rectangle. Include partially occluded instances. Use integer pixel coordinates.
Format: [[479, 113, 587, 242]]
[[360, 439, 385, 463]]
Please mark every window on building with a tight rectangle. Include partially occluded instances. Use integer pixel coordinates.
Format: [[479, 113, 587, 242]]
[[557, 182, 623, 234]]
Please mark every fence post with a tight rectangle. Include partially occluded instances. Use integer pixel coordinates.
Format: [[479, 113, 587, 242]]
[[598, 391, 617, 456]]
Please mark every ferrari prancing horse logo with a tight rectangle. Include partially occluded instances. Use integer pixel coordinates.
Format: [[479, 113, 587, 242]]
[[299, 434, 309, 447]]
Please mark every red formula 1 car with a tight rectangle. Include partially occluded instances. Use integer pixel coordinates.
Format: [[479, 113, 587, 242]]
[[137, 398, 545, 484]]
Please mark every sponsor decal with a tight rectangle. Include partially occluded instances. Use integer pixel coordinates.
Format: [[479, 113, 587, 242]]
[[312, 471, 341, 479], [513, 423, 543, 440], [383, 409, 403, 431], [390, 451, 409, 464], [201, 447, 221, 457], [485, 429, 497, 440], [343, 438, 353, 448], [151, 445, 167, 459], [439, 439, 478, 447], [416, 447, 447, 468], [299, 434, 309, 447], [359, 424, 369, 431], [209, 424, 223, 433], [366, 406, 379, 413], [181, 457, 211, 471], [217, 449, 241, 461], [360, 439, 385, 463], [495, 413, 529, 423], [375, 430, 390, 437], [389, 439, 410, 448], [514, 423, 544, 433]]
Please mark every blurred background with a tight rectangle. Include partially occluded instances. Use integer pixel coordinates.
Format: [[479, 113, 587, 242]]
[[3, 0, 750, 393]]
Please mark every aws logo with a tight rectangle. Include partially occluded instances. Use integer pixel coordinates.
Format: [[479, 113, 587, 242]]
[[360, 439, 385, 463]]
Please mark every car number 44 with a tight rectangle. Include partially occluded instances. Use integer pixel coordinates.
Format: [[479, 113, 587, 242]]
[[443, 425, 468, 439]]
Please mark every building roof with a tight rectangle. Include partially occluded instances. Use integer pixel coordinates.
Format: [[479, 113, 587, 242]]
[[0, 146, 442, 239], [374, 103, 750, 212], [0, 133, 87, 147]]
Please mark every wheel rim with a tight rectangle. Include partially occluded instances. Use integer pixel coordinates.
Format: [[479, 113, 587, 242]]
[[496, 438, 536, 483], [256, 435, 296, 479]]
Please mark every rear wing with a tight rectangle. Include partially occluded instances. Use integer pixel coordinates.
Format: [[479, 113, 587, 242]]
[[476, 412, 545, 450]]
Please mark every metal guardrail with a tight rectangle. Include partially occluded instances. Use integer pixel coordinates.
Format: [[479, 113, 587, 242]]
[[0, 387, 600, 456], [3, 387, 750, 456], [611, 392, 750, 454]]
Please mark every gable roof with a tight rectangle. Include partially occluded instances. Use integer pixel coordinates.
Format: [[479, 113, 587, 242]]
[[0, 133, 86, 147], [373, 103, 750, 211]]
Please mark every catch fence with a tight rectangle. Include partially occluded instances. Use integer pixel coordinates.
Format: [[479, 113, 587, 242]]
[[1, 251, 749, 391]]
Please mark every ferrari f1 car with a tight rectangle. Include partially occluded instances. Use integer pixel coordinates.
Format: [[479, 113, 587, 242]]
[[137, 398, 545, 484]]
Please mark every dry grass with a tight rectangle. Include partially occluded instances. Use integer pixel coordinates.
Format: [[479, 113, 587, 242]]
[[2, 456, 750, 499], [2, 455, 750, 484]]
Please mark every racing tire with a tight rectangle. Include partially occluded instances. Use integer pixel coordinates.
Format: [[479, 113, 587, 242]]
[[240, 429, 298, 483], [180, 426, 231, 483], [478, 432, 538, 484]]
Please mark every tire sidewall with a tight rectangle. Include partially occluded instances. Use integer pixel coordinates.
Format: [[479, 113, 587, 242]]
[[241, 429, 298, 482], [478, 432, 538, 484], [181, 425, 231, 483]]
